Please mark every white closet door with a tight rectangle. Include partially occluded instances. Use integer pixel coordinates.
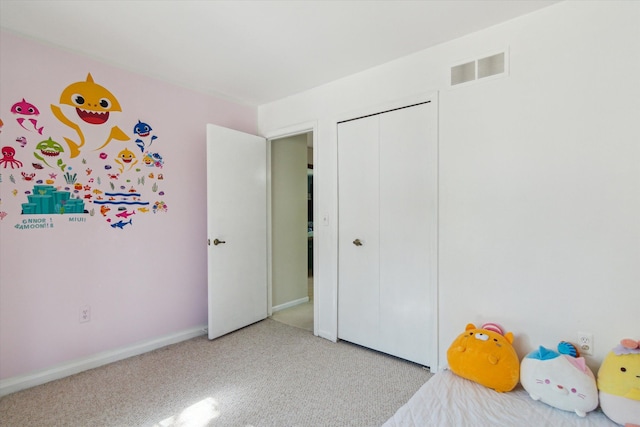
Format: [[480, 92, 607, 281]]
[[337, 101, 437, 367], [337, 115, 380, 350], [378, 102, 436, 365]]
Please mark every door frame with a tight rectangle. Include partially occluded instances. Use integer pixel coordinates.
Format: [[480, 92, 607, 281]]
[[264, 121, 319, 337]]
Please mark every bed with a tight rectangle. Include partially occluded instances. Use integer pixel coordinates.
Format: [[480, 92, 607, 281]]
[[383, 369, 619, 426]]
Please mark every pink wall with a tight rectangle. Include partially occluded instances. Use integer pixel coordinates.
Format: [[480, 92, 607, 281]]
[[0, 31, 257, 379]]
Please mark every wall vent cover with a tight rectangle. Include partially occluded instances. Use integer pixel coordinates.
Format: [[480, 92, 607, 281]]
[[450, 50, 508, 86]]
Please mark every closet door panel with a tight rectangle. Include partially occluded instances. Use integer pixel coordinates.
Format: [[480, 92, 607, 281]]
[[337, 116, 380, 349], [379, 103, 436, 365]]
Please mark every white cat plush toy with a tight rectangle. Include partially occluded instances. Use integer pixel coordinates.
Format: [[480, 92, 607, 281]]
[[520, 345, 599, 417]]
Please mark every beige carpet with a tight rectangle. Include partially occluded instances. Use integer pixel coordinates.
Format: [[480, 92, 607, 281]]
[[270, 301, 313, 332], [0, 319, 432, 427], [271, 276, 314, 331]]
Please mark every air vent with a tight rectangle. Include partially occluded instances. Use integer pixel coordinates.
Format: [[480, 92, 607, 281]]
[[451, 61, 475, 85], [450, 50, 508, 87], [478, 52, 505, 78]]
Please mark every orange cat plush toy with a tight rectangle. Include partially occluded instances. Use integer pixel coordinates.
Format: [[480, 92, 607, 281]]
[[447, 322, 520, 392]]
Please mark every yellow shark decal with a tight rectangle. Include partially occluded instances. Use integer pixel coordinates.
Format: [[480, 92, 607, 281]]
[[51, 73, 129, 158], [115, 148, 138, 173]]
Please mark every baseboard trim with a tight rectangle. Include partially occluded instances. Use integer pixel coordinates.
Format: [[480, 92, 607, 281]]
[[272, 296, 309, 313], [0, 325, 207, 397]]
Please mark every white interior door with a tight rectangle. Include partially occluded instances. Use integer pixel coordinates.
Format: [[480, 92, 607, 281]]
[[207, 124, 267, 340]]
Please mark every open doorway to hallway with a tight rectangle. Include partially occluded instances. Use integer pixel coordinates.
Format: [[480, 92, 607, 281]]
[[270, 132, 314, 332]]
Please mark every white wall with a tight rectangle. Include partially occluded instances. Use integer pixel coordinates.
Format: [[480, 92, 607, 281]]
[[258, 1, 640, 371]]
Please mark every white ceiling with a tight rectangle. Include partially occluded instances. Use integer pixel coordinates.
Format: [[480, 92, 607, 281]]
[[0, 0, 560, 106]]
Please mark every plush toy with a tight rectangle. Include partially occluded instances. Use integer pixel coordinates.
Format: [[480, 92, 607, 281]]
[[520, 343, 598, 417], [447, 322, 520, 392], [597, 338, 640, 426]]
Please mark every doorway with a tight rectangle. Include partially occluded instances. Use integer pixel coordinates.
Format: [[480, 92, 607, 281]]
[[269, 132, 314, 332]]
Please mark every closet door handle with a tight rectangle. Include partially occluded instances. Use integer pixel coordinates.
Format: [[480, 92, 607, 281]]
[[213, 238, 226, 246], [353, 239, 363, 246]]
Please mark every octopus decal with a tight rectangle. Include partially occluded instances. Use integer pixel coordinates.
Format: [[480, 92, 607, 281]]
[[50, 73, 129, 158], [1, 146, 23, 169]]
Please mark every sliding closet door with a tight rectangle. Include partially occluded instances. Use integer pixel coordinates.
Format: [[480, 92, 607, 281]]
[[337, 115, 381, 350], [337, 100, 437, 367]]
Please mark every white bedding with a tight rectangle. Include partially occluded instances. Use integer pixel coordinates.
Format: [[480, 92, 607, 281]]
[[384, 370, 619, 427]]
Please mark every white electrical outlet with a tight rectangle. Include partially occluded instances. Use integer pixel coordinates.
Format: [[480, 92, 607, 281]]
[[577, 332, 593, 356], [79, 305, 91, 323]]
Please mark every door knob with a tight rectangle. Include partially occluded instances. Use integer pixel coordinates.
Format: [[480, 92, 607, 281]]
[[353, 238, 363, 246], [213, 238, 226, 246]]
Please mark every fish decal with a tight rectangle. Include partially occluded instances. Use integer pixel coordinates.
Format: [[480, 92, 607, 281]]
[[50, 73, 129, 158], [115, 210, 135, 219], [11, 99, 44, 134], [142, 151, 163, 168], [133, 120, 158, 152], [114, 148, 138, 173], [33, 137, 66, 170], [110, 219, 132, 229]]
